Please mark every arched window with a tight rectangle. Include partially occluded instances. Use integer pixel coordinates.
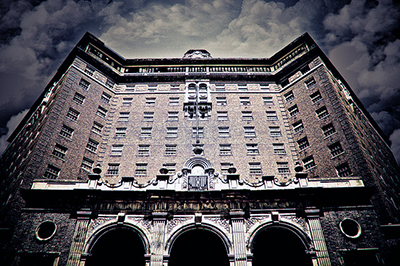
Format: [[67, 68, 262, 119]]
[[86, 228, 145, 266], [169, 229, 229, 266], [252, 226, 312, 266]]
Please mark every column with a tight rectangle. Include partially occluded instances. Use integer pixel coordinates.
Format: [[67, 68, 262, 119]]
[[306, 209, 331, 266], [66, 210, 92, 266], [230, 211, 247, 266], [150, 212, 167, 266]]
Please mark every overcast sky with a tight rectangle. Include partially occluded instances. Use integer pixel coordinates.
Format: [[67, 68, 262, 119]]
[[0, 0, 399, 162]]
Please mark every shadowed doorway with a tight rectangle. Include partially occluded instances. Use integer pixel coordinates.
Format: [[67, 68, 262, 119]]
[[168, 229, 229, 266], [86, 228, 145, 266], [252, 226, 312, 266]]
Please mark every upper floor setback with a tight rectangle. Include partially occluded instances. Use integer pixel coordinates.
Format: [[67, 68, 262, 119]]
[[78, 32, 312, 77]]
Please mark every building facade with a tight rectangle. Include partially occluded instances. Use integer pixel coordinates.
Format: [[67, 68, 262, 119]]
[[0, 32, 399, 265]]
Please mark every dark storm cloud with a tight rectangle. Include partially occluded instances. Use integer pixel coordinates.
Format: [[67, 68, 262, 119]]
[[1, 0, 400, 163]]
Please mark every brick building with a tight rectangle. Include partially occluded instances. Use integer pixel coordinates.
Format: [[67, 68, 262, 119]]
[[0, 32, 399, 265]]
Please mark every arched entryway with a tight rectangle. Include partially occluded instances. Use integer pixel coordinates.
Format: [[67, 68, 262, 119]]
[[252, 226, 312, 266], [85, 227, 145, 266], [168, 229, 229, 266]]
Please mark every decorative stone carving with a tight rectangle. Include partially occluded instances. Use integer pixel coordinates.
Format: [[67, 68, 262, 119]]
[[204, 217, 231, 233], [166, 217, 192, 234], [127, 216, 152, 232], [88, 216, 115, 234], [244, 217, 268, 232]]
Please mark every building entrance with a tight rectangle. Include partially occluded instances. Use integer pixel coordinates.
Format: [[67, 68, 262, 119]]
[[252, 226, 312, 266], [85, 228, 145, 266], [168, 229, 229, 266]]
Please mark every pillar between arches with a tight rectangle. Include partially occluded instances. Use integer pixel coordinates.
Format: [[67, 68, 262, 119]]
[[150, 212, 168, 266], [230, 211, 248, 266]]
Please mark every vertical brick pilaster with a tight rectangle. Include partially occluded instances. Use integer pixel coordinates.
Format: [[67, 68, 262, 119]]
[[66, 210, 92, 266], [150, 212, 167, 266], [306, 209, 331, 266], [230, 211, 247, 266]]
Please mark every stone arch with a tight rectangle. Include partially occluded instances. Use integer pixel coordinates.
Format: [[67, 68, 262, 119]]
[[166, 223, 231, 266], [249, 221, 313, 266], [85, 222, 150, 255], [183, 156, 214, 173], [248, 220, 312, 251], [165, 222, 232, 255]]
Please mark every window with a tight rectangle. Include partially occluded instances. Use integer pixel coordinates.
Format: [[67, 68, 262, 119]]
[[217, 111, 228, 121], [165, 144, 177, 155], [221, 162, 234, 174], [329, 142, 344, 157], [288, 105, 299, 116], [246, 144, 259, 155], [273, 143, 286, 154], [238, 84, 247, 91], [219, 144, 232, 156], [293, 120, 304, 133], [336, 163, 352, 177], [263, 97, 273, 105], [44, 165, 60, 179], [242, 111, 253, 121], [303, 156, 316, 170], [240, 97, 251, 106], [106, 163, 119, 175], [266, 111, 278, 121], [143, 112, 154, 122], [168, 111, 179, 121], [135, 163, 147, 176], [216, 97, 227, 106], [218, 127, 230, 137], [215, 84, 225, 91], [297, 137, 310, 150], [192, 127, 204, 138], [260, 83, 269, 90], [322, 123, 336, 137], [163, 163, 176, 174], [85, 65, 95, 76], [91, 121, 103, 135], [72, 92, 85, 105], [284, 91, 294, 102], [138, 145, 150, 156], [140, 127, 152, 138], [244, 126, 256, 137], [86, 138, 99, 153], [146, 97, 156, 106], [269, 126, 281, 137], [66, 108, 80, 121], [166, 127, 178, 138], [111, 144, 123, 156], [115, 127, 127, 137], [60, 125, 74, 139], [148, 84, 157, 91], [52, 144, 67, 159], [310, 91, 322, 103], [277, 162, 290, 174], [81, 157, 94, 172], [96, 106, 108, 118], [118, 112, 130, 122], [305, 77, 316, 88], [106, 79, 115, 89], [79, 78, 90, 90], [249, 162, 262, 175], [122, 97, 133, 106], [169, 97, 180, 106], [316, 106, 329, 119], [101, 92, 112, 104]]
